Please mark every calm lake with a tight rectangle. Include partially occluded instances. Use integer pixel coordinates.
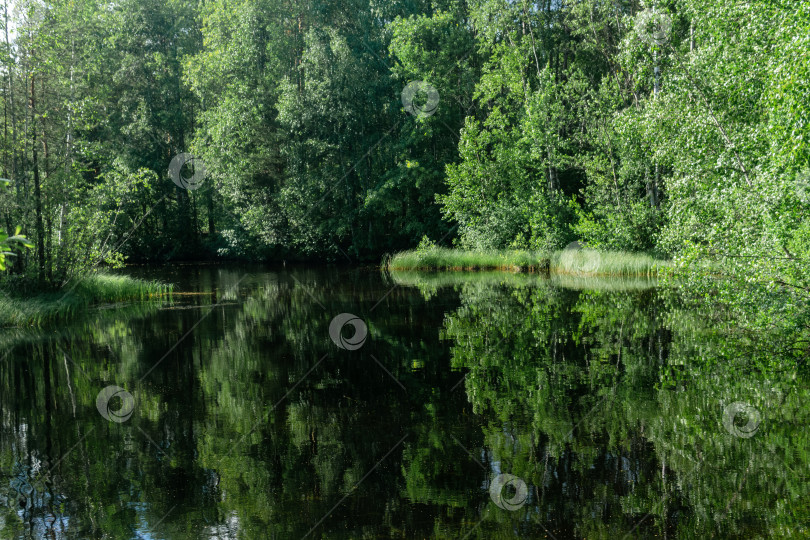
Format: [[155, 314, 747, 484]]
[[0, 266, 806, 538]]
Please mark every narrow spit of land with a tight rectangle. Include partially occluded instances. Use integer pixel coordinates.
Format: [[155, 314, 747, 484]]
[[386, 248, 669, 277], [0, 273, 172, 327]]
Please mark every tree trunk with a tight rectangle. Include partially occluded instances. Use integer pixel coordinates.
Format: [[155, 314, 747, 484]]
[[690, 21, 695, 53], [207, 189, 215, 235], [651, 49, 661, 208], [31, 74, 45, 281], [547, 147, 558, 193], [42, 76, 52, 281]]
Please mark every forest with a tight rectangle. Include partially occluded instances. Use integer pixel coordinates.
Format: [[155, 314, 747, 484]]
[[0, 0, 806, 291], [1, 1, 809, 537]]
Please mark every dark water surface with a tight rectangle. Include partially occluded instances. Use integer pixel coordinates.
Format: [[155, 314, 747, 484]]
[[0, 266, 807, 538]]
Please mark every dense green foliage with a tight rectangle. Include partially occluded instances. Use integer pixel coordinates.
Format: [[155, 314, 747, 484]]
[[1, 0, 808, 534], [0, 0, 807, 290]]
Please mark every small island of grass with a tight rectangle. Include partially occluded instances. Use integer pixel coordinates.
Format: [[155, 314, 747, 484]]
[[385, 247, 668, 277]]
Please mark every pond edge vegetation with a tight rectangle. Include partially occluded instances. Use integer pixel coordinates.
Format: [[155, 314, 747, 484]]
[[0, 273, 172, 327], [385, 248, 669, 277]]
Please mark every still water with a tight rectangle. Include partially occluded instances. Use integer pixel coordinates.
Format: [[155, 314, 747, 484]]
[[0, 266, 806, 538]]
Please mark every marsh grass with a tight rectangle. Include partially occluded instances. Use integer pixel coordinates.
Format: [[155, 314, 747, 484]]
[[387, 248, 668, 277], [550, 249, 668, 277], [0, 273, 172, 326], [385, 248, 550, 272]]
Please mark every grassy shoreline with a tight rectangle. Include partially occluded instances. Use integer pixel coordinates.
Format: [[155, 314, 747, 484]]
[[0, 273, 172, 327], [386, 248, 668, 277]]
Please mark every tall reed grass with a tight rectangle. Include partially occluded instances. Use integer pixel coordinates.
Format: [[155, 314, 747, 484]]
[[549, 249, 667, 277], [385, 248, 550, 272], [386, 248, 668, 277], [0, 273, 172, 327]]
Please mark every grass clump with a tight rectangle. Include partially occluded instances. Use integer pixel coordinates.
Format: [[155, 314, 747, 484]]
[[550, 249, 668, 277], [0, 272, 172, 327], [386, 248, 550, 272], [387, 248, 669, 277]]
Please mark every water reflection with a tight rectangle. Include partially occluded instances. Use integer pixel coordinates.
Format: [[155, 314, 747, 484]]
[[0, 266, 807, 538]]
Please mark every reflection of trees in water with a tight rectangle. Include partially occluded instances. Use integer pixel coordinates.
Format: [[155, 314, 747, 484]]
[[439, 280, 810, 537], [0, 269, 807, 538]]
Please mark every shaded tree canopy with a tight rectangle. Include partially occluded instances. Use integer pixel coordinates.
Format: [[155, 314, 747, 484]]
[[0, 0, 806, 291]]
